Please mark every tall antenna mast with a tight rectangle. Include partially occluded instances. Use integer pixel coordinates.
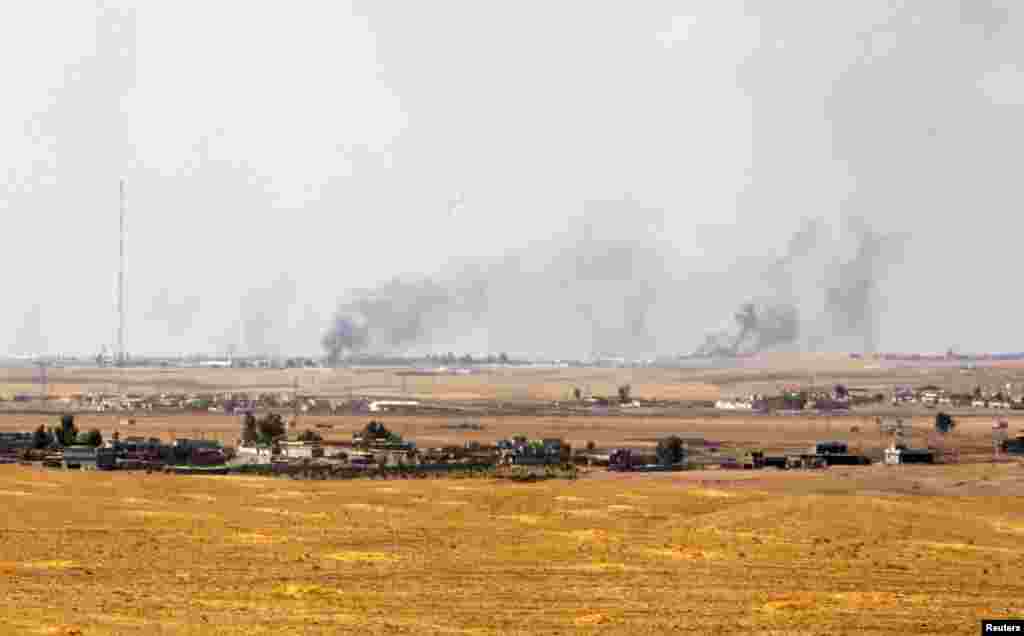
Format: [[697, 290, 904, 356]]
[[118, 178, 126, 366]]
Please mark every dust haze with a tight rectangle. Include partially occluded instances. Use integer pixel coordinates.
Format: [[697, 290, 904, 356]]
[[3, 2, 1022, 357]]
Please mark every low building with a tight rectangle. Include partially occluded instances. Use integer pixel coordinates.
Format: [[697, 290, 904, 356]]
[[63, 446, 115, 470], [0, 432, 34, 453], [278, 441, 323, 459], [236, 444, 273, 459], [884, 444, 934, 465], [369, 400, 420, 413]]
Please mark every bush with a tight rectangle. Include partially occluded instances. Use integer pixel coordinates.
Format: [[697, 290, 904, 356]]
[[297, 429, 322, 443], [618, 384, 632, 404], [240, 413, 259, 444], [656, 435, 685, 466], [32, 425, 54, 450], [52, 414, 79, 446], [935, 411, 956, 434], [77, 429, 104, 447], [257, 413, 287, 443]]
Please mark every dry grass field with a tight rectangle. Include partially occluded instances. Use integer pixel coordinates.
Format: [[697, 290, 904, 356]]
[[4, 362, 1024, 634], [4, 353, 1023, 404], [0, 366, 724, 403], [2, 464, 1024, 635]]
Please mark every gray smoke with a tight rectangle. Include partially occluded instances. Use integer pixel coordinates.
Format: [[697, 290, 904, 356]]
[[697, 215, 906, 356], [696, 217, 827, 356], [237, 275, 297, 356], [824, 216, 907, 353], [322, 197, 675, 359], [959, 0, 1011, 39], [145, 289, 201, 338], [321, 315, 369, 365], [695, 301, 801, 357], [10, 305, 47, 356], [331, 277, 454, 352]]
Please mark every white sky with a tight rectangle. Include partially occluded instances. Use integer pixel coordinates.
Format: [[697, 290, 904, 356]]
[[1, 1, 1022, 357]]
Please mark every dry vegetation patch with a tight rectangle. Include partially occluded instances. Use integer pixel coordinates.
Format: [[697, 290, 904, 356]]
[[323, 551, 399, 564], [2, 457, 1024, 634]]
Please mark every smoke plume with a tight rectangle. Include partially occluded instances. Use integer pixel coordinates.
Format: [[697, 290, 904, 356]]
[[11, 305, 47, 356], [322, 197, 676, 359], [145, 289, 200, 338], [321, 315, 369, 365], [823, 216, 907, 353], [696, 215, 906, 356], [237, 275, 297, 356]]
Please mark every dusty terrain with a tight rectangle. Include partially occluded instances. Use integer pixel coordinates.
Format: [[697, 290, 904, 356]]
[[0, 365, 724, 402], [2, 463, 1024, 635], [3, 360, 1021, 456], [3, 362, 1024, 634], [6, 352, 1023, 402]]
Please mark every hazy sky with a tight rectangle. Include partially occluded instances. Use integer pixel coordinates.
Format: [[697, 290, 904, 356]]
[[2, 1, 1021, 357]]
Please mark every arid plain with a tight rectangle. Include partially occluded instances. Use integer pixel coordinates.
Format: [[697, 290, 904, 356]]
[[2, 359, 1024, 634]]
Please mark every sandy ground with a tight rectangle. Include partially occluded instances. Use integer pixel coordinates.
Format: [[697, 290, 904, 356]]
[[6, 354, 1024, 402], [3, 363, 1024, 634], [1, 463, 1023, 634]]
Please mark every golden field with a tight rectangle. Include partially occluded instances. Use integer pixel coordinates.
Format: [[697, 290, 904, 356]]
[[3, 352, 991, 403], [3, 362, 1024, 634], [0, 365, 725, 402], [2, 463, 1024, 635]]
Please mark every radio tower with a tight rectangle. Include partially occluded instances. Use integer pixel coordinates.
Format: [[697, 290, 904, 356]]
[[118, 178, 126, 367]]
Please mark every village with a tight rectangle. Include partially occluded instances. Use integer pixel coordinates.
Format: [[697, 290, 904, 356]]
[[713, 383, 1024, 411], [4, 394, 1019, 485]]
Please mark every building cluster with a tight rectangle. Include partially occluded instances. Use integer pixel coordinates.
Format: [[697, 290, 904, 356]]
[[0, 430, 228, 472], [496, 437, 571, 465], [892, 386, 1023, 409], [0, 390, 349, 415], [715, 384, 1024, 412], [231, 419, 573, 476], [715, 386, 869, 413]]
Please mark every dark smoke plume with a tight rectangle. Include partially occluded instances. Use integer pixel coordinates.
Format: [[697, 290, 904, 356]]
[[695, 301, 800, 357], [146, 289, 200, 338], [695, 217, 827, 356], [321, 315, 369, 365], [697, 215, 904, 356], [321, 197, 674, 359], [824, 216, 907, 353], [334, 277, 459, 352], [237, 275, 297, 356]]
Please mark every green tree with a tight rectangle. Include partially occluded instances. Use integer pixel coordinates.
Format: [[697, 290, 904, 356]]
[[935, 411, 956, 434], [656, 435, 685, 466], [52, 414, 79, 446], [241, 413, 258, 445], [617, 384, 632, 404], [77, 429, 104, 447], [297, 429, 322, 443], [257, 413, 286, 444], [32, 425, 53, 450]]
